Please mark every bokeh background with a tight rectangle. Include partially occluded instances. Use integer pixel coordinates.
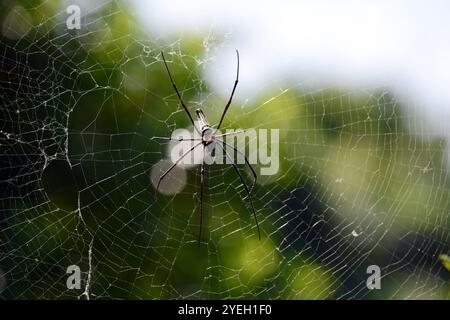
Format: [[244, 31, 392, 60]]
[[1, 0, 450, 299]]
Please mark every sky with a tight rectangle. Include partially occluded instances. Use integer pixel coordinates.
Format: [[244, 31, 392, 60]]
[[129, 0, 450, 149]]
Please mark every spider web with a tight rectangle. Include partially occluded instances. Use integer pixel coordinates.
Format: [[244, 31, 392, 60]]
[[0, 1, 449, 300]]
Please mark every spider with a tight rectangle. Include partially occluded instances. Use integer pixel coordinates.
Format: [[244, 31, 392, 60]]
[[155, 50, 260, 245]]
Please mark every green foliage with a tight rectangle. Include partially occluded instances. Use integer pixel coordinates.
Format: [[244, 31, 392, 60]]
[[1, 1, 449, 300], [439, 255, 450, 272]]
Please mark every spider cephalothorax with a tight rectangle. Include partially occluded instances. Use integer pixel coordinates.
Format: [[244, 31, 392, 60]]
[[155, 50, 260, 245]]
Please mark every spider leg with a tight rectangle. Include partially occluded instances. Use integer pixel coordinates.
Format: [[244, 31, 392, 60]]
[[220, 144, 261, 240], [214, 129, 247, 138], [216, 138, 257, 193], [198, 146, 205, 246], [152, 136, 202, 142], [161, 52, 198, 132], [215, 49, 239, 131], [155, 142, 202, 194]]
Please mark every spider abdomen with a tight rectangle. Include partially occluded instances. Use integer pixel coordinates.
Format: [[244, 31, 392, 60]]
[[196, 109, 210, 132]]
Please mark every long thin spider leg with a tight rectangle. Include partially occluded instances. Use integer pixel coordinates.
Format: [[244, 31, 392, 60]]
[[220, 144, 261, 240], [216, 138, 257, 194], [215, 49, 239, 132], [214, 129, 247, 138], [152, 136, 202, 141], [155, 142, 202, 194], [161, 52, 198, 131], [198, 146, 205, 246]]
